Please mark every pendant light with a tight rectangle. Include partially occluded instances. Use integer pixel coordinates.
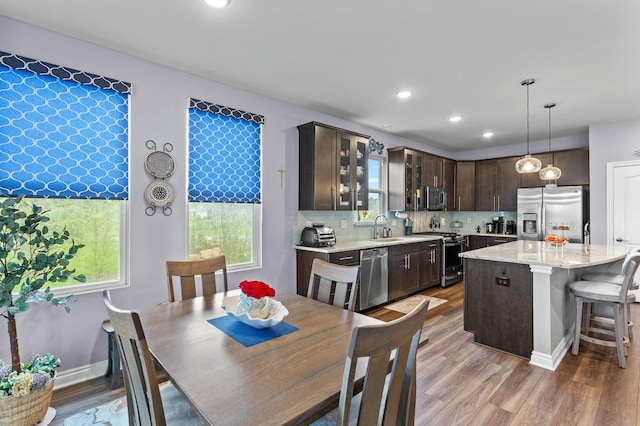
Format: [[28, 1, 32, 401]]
[[539, 103, 562, 183], [515, 79, 542, 173]]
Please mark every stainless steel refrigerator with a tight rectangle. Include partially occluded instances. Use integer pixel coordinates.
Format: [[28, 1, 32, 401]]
[[517, 186, 589, 243]]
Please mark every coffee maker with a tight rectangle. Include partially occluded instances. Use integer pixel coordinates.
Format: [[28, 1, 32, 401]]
[[492, 216, 506, 234], [505, 220, 516, 235]]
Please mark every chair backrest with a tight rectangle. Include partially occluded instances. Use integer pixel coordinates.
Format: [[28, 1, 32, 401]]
[[166, 255, 228, 302], [102, 290, 166, 426], [619, 252, 640, 301], [337, 298, 429, 425], [307, 258, 360, 311]]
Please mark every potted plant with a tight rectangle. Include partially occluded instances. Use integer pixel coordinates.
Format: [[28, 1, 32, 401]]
[[0, 195, 85, 425]]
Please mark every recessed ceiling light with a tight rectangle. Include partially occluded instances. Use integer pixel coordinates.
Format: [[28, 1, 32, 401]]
[[396, 90, 412, 99], [483, 132, 494, 138], [381, 123, 392, 128], [203, 0, 230, 8], [449, 115, 462, 123]]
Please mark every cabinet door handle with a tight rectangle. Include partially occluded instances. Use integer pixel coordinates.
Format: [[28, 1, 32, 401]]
[[338, 256, 354, 261], [497, 195, 500, 211], [458, 196, 461, 211], [493, 195, 496, 211], [331, 187, 336, 210]]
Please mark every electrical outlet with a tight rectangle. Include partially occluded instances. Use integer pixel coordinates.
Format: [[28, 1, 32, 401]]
[[340, 219, 347, 229], [392, 219, 397, 226], [467, 217, 472, 224]]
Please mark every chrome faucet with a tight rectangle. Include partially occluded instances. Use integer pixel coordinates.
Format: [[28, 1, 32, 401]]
[[373, 215, 392, 239]]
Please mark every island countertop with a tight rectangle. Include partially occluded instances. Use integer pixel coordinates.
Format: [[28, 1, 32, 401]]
[[460, 240, 628, 269], [294, 235, 442, 254]]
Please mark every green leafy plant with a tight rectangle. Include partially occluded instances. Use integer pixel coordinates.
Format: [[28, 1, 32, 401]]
[[0, 353, 60, 397], [0, 195, 85, 378]]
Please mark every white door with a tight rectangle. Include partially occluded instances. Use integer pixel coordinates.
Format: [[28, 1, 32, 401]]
[[607, 160, 640, 247]]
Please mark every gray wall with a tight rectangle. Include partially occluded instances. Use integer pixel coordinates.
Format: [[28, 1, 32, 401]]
[[588, 118, 640, 244]]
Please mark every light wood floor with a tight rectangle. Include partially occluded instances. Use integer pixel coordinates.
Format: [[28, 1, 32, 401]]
[[50, 282, 640, 425]]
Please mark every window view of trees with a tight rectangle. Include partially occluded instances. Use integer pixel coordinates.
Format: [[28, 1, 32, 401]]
[[3, 198, 122, 289], [189, 202, 255, 265]]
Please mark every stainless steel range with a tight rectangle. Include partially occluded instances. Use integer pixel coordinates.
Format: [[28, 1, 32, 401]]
[[415, 231, 464, 287]]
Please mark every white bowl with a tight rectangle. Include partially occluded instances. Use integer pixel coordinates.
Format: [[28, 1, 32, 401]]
[[221, 295, 289, 329]]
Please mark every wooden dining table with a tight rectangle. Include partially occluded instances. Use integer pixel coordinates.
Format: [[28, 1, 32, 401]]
[[137, 290, 383, 425]]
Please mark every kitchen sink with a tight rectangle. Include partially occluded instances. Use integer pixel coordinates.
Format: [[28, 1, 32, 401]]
[[368, 237, 404, 243]]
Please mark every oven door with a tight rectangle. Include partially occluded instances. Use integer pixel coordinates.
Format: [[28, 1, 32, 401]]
[[442, 240, 463, 287]]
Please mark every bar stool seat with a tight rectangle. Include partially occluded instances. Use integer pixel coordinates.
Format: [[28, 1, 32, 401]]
[[102, 319, 121, 389]]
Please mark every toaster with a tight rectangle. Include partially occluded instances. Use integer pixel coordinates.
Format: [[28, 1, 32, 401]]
[[300, 224, 336, 247]]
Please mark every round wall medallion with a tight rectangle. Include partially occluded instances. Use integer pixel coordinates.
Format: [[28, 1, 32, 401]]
[[145, 181, 175, 207]]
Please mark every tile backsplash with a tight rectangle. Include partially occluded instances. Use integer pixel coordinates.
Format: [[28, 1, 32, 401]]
[[294, 210, 517, 245]]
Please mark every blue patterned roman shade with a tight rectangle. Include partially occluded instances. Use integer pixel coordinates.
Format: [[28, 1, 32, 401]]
[[188, 98, 263, 204], [0, 51, 130, 199]]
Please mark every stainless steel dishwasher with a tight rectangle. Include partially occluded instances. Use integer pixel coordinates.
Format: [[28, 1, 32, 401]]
[[359, 247, 389, 310]]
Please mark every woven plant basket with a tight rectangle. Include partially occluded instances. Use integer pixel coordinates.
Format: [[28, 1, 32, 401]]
[[0, 372, 55, 426]]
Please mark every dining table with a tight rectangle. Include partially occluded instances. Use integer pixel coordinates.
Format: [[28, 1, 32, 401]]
[[136, 289, 384, 425]]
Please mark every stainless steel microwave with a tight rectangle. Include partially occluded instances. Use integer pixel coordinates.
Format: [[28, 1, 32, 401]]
[[422, 186, 447, 210]]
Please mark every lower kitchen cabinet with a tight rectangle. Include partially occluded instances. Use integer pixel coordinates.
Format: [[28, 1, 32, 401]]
[[466, 235, 516, 250], [388, 242, 440, 300]]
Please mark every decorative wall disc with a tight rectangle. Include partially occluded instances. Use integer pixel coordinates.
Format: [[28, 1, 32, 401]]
[[145, 150, 175, 178], [145, 180, 174, 207]]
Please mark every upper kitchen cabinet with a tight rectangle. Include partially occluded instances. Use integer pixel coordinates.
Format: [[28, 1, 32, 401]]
[[475, 156, 521, 211], [455, 161, 475, 211], [298, 122, 369, 211], [520, 148, 589, 188], [442, 158, 456, 210], [388, 147, 425, 211]]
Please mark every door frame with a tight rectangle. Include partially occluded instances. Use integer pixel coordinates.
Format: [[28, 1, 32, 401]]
[[606, 159, 640, 245]]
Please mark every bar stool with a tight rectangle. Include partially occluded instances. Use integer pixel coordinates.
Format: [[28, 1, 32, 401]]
[[569, 252, 640, 368], [580, 247, 640, 339], [102, 319, 121, 389]]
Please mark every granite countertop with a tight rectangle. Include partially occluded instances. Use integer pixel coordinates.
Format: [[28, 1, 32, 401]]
[[460, 240, 628, 269], [294, 235, 442, 253]]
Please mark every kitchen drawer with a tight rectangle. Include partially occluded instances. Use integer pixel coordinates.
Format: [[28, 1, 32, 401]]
[[388, 243, 422, 257], [329, 250, 360, 265]]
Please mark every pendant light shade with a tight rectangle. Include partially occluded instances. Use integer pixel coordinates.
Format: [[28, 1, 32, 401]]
[[539, 103, 562, 182], [515, 79, 542, 174]]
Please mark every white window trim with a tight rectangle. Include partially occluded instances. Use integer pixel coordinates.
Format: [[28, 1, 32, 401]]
[[49, 200, 129, 297]]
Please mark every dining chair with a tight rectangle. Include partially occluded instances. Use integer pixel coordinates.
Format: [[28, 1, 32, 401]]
[[307, 258, 360, 311], [102, 290, 202, 425], [570, 252, 640, 368], [166, 255, 228, 302], [580, 247, 640, 340], [312, 297, 430, 425]]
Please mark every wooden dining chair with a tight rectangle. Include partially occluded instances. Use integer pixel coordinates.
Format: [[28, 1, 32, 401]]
[[312, 297, 430, 425], [166, 255, 228, 302], [307, 258, 360, 311], [102, 290, 202, 425]]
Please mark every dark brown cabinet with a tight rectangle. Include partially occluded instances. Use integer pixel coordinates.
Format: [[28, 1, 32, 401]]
[[388, 242, 440, 300], [298, 122, 369, 211], [295, 249, 360, 297], [455, 161, 476, 211], [388, 148, 425, 211], [463, 258, 533, 358], [442, 158, 456, 211], [519, 148, 589, 188], [465, 235, 516, 250], [475, 156, 521, 211]]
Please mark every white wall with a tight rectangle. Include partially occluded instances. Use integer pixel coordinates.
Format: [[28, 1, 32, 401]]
[[588, 118, 640, 243]]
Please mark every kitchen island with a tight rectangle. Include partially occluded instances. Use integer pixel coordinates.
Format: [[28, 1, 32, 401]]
[[461, 240, 628, 371]]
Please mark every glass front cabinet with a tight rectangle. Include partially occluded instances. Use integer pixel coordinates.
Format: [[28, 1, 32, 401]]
[[298, 122, 369, 211]]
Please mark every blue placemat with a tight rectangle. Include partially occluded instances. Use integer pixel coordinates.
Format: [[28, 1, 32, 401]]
[[208, 315, 299, 347]]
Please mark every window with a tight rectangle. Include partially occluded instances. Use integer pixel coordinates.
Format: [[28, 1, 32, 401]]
[[0, 51, 130, 295], [354, 155, 386, 225], [188, 99, 263, 270]]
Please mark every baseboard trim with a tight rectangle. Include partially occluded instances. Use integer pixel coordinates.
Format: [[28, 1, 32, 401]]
[[53, 361, 109, 390]]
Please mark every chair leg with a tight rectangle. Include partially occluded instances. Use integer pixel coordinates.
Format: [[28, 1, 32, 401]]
[[626, 302, 633, 340], [572, 297, 583, 355], [106, 331, 121, 389], [104, 331, 113, 378], [615, 304, 627, 368]]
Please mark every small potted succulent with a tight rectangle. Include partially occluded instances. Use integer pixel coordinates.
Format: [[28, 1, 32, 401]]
[[0, 195, 85, 425]]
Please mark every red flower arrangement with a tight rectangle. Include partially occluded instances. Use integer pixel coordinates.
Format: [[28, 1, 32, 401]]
[[239, 280, 276, 299]]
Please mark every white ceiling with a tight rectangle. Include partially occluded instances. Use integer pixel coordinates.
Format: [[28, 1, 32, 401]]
[[2, 0, 639, 152]]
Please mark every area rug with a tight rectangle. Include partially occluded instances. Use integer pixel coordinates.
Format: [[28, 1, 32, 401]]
[[385, 294, 447, 314], [60, 382, 200, 426]]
